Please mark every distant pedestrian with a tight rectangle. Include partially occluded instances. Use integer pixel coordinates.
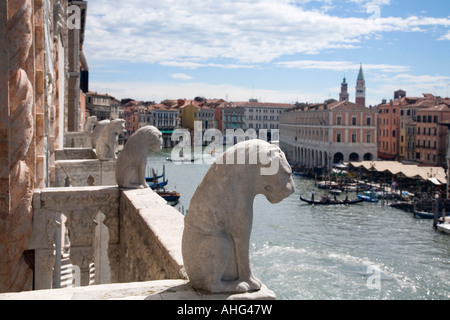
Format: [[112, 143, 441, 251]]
[[311, 190, 315, 201]]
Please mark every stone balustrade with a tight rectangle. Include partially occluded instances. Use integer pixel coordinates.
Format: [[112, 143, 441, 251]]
[[27, 186, 186, 291]]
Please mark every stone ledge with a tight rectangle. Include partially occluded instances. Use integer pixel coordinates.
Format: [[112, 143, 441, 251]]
[[0, 280, 276, 300]]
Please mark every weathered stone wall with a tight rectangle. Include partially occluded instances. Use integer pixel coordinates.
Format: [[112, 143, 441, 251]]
[[64, 132, 92, 149], [54, 159, 116, 187], [119, 189, 186, 282]]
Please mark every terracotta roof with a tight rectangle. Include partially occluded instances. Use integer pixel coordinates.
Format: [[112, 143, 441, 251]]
[[421, 104, 450, 112], [328, 100, 369, 111]]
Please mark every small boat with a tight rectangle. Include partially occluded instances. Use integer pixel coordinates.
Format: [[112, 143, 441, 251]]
[[157, 190, 181, 206], [146, 173, 164, 181], [293, 172, 306, 177], [146, 167, 168, 189], [437, 223, 450, 234], [147, 179, 168, 189], [300, 196, 364, 206], [414, 211, 443, 219], [357, 195, 379, 203]]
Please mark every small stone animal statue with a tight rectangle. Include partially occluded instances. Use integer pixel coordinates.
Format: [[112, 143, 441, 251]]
[[96, 119, 125, 160], [91, 119, 110, 149], [182, 140, 295, 293], [115, 126, 163, 189], [84, 116, 97, 133]]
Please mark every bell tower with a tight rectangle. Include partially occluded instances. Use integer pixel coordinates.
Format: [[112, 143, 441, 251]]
[[340, 77, 349, 102], [355, 64, 366, 107]]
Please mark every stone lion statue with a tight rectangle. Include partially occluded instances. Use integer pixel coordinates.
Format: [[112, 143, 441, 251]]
[[84, 116, 97, 134], [91, 119, 110, 150], [182, 140, 295, 293], [115, 126, 163, 189], [96, 119, 125, 160]]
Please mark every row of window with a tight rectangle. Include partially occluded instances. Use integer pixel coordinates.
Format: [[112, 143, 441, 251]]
[[416, 115, 439, 123], [412, 152, 437, 162], [405, 140, 438, 150], [248, 123, 279, 129], [194, 112, 214, 119], [336, 116, 372, 126], [248, 109, 283, 114], [248, 115, 279, 121], [336, 132, 372, 144]]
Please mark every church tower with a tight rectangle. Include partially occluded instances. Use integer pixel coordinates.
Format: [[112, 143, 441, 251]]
[[339, 77, 349, 102], [355, 64, 366, 107]]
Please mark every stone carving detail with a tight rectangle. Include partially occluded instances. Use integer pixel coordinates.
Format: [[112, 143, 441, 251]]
[[96, 119, 125, 160], [182, 140, 295, 293], [53, 0, 65, 43], [115, 126, 163, 189], [4, 0, 35, 292]]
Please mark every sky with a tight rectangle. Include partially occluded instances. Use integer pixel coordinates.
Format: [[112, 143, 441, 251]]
[[84, 0, 450, 106]]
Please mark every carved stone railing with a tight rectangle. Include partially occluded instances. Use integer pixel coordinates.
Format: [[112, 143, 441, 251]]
[[28, 186, 186, 291]]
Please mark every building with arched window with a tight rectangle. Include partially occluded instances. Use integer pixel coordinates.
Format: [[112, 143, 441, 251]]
[[280, 100, 377, 169]]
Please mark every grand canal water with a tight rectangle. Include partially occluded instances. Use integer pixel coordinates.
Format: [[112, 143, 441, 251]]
[[148, 148, 450, 300]]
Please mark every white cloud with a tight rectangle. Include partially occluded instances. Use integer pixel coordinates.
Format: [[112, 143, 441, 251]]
[[439, 31, 450, 40], [171, 73, 193, 80], [85, 0, 450, 66], [276, 60, 410, 73]]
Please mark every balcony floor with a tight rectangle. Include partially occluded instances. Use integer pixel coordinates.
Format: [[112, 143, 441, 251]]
[[0, 280, 276, 300]]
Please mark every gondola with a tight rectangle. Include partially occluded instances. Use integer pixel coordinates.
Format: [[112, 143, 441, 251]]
[[300, 196, 364, 205]]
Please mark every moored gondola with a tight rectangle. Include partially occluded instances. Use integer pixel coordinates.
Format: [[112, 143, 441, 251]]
[[300, 195, 364, 205]]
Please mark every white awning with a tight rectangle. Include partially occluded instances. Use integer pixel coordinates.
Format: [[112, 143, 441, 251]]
[[428, 177, 441, 185], [346, 161, 447, 184]]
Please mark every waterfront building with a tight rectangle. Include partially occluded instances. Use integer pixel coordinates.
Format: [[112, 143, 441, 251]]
[[179, 100, 216, 131], [231, 100, 293, 141], [123, 101, 141, 138], [216, 104, 245, 132], [137, 103, 180, 148], [415, 103, 450, 166], [86, 92, 117, 121], [280, 100, 377, 169], [376, 92, 447, 163]]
